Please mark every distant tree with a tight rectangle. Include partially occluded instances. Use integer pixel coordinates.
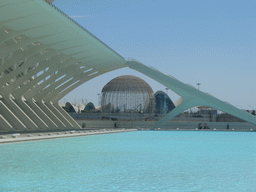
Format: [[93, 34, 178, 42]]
[[252, 110, 256, 116]]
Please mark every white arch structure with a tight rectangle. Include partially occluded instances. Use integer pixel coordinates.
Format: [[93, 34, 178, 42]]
[[0, 0, 255, 132]]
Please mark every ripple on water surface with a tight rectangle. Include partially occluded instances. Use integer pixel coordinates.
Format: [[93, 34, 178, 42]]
[[0, 131, 256, 191]]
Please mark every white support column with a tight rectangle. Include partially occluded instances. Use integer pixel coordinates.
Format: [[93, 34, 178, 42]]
[[0, 114, 15, 132], [0, 100, 27, 131], [44, 101, 77, 129], [25, 98, 58, 129], [52, 101, 81, 129], [35, 100, 66, 129], [3, 94, 39, 130], [15, 97, 49, 130]]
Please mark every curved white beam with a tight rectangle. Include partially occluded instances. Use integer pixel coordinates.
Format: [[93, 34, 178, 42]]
[[126, 60, 256, 128]]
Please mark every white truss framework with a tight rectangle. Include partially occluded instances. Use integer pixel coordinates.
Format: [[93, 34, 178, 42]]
[[0, 0, 255, 132]]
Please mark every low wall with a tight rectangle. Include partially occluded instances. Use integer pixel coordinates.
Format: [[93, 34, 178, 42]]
[[71, 113, 212, 122], [76, 120, 256, 131]]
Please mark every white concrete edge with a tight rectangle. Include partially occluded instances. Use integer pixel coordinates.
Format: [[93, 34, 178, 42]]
[[0, 129, 138, 144]]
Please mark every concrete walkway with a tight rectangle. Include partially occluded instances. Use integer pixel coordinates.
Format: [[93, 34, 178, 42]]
[[0, 129, 137, 144]]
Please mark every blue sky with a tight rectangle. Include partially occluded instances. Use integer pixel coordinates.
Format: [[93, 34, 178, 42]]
[[53, 0, 256, 110]]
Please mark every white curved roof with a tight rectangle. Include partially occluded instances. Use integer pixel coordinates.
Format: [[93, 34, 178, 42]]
[[0, 0, 126, 103]]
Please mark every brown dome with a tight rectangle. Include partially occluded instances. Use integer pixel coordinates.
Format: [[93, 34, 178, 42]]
[[102, 75, 153, 93], [101, 75, 154, 113]]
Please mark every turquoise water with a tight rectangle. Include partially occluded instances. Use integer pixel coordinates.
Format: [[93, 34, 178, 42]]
[[0, 131, 256, 192]]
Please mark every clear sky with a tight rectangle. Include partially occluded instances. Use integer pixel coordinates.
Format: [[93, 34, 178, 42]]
[[53, 0, 256, 110]]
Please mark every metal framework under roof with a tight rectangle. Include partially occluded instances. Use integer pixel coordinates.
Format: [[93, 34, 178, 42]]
[[101, 75, 155, 113], [0, 0, 255, 132]]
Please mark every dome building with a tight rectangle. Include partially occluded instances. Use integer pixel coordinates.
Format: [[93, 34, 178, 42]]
[[154, 91, 176, 114], [101, 75, 155, 113]]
